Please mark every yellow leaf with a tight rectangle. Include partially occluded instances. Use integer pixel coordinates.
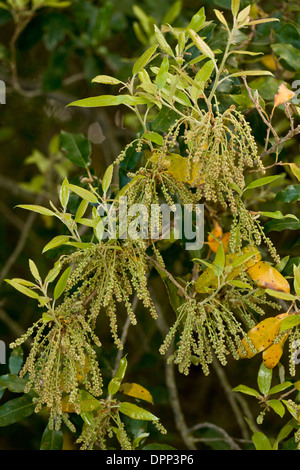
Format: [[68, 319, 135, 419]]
[[208, 221, 223, 253], [207, 223, 231, 254], [221, 232, 231, 251], [61, 395, 76, 413], [151, 152, 204, 185], [261, 54, 278, 72], [119, 382, 153, 404], [247, 261, 290, 293], [273, 83, 295, 110], [239, 313, 288, 359], [262, 333, 288, 369]]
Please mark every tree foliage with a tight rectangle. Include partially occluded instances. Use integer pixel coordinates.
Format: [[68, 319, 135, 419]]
[[1, 0, 300, 451]]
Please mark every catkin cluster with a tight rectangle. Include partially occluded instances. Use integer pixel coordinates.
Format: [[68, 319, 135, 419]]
[[159, 286, 283, 376]]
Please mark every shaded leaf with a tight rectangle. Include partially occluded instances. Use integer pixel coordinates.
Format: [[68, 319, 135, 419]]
[[264, 218, 300, 233], [0, 375, 27, 393], [258, 362, 272, 395], [8, 347, 23, 375], [40, 423, 63, 450], [275, 185, 300, 203], [60, 131, 91, 168], [0, 395, 35, 427]]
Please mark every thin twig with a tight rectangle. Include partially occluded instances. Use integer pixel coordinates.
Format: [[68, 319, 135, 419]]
[[0, 194, 43, 286], [212, 358, 258, 439], [150, 285, 197, 450], [259, 124, 300, 160], [112, 293, 140, 377], [242, 76, 279, 147], [188, 422, 241, 450], [147, 255, 191, 301]]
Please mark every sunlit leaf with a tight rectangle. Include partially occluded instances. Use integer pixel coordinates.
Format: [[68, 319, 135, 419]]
[[232, 384, 259, 397], [265, 289, 296, 301], [289, 163, 300, 182], [92, 75, 122, 85], [280, 315, 300, 332], [108, 356, 127, 396], [294, 265, 300, 296], [155, 56, 169, 90], [189, 29, 215, 60], [187, 7, 206, 33], [68, 95, 151, 109], [42, 235, 71, 253], [154, 25, 174, 57], [143, 131, 164, 146], [102, 164, 114, 194], [16, 204, 57, 217], [269, 381, 293, 395], [5, 279, 40, 299], [53, 266, 72, 300], [214, 9, 229, 29], [29, 259, 40, 281], [67, 183, 98, 204], [231, 0, 240, 17], [75, 199, 89, 222], [252, 432, 272, 450], [119, 402, 158, 421], [132, 44, 159, 76], [214, 243, 225, 273], [244, 174, 283, 191], [59, 177, 70, 210]]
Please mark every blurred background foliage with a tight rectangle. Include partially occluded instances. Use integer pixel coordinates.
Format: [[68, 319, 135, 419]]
[[0, 0, 300, 450]]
